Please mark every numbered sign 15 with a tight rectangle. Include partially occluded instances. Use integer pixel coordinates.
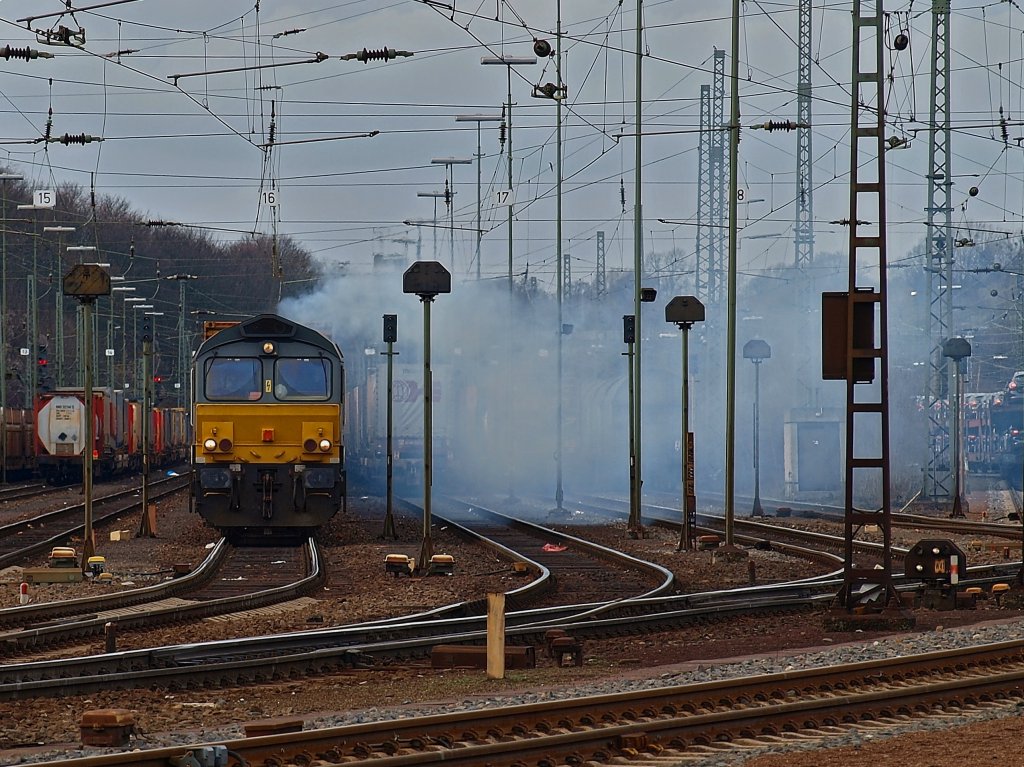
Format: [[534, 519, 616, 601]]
[[33, 189, 56, 208]]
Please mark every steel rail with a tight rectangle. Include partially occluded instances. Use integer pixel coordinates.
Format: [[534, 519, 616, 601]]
[[25, 638, 1024, 767], [0, 540, 321, 655], [0, 474, 191, 570]]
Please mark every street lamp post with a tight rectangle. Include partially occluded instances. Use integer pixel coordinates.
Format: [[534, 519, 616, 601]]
[[165, 274, 199, 407], [139, 310, 163, 537], [402, 261, 451, 573], [454, 114, 502, 280], [943, 336, 972, 519], [666, 296, 706, 550], [431, 158, 472, 274], [743, 339, 772, 518], [481, 55, 537, 292], [43, 226, 74, 386], [67, 247, 98, 386], [126, 299, 150, 382], [17, 204, 46, 409], [416, 190, 447, 261], [111, 286, 136, 387], [0, 174, 24, 439]]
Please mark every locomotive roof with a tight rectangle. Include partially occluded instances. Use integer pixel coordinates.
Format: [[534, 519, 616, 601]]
[[196, 314, 342, 358]]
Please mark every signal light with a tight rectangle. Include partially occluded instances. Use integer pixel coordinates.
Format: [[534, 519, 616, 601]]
[[37, 358, 47, 366], [153, 375, 163, 383]]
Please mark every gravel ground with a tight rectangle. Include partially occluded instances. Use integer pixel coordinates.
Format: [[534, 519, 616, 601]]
[[0, 489, 1022, 766]]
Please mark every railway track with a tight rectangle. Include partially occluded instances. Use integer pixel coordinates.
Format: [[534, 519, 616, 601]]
[[0, 481, 55, 505], [0, 502, 840, 700], [435, 497, 675, 608], [0, 474, 190, 570], [28, 636, 1024, 767], [0, 541, 321, 658]]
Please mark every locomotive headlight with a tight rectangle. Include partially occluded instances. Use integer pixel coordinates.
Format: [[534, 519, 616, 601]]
[[262, 341, 276, 355], [303, 438, 318, 453], [218, 438, 233, 452], [318, 438, 332, 452], [203, 438, 217, 452]]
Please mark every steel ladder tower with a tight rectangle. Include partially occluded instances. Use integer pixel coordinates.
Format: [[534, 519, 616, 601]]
[[596, 231, 606, 295], [794, 0, 814, 268], [836, 0, 898, 611], [709, 49, 727, 305], [696, 84, 712, 301], [924, 0, 954, 503]]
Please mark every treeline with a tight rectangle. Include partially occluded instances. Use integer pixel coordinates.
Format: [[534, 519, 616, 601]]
[[0, 172, 320, 404]]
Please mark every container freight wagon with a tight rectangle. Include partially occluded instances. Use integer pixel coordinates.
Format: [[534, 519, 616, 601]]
[[34, 388, 134, 483], [346, 362, 466, 491], [152, 407, 189, 466], [1, 407, 35, 476]]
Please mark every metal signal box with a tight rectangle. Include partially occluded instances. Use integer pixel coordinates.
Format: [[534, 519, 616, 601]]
[[905, 539, 967, 584]]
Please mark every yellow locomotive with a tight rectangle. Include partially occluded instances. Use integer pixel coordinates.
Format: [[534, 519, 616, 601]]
[[190, 314, 345, 538]]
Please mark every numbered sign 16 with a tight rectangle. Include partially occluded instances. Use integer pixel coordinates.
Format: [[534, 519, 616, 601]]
[[261, 189, 279, 207]]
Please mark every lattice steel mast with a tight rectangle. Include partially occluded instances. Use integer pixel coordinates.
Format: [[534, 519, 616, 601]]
[[696, 84, 712, 301], [794, 0, 814, 268], [709, 49, 727, 305], [924, 0, 954, 503]]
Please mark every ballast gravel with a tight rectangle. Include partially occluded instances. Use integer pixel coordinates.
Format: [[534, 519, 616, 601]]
[[9, 617, 1023, 766]]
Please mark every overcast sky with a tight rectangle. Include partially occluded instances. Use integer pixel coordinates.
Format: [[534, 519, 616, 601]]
[[1, 1, 1022, 289]]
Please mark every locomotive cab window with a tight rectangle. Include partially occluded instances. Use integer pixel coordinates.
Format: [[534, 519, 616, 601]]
[[274, 357, 330, 400], [205, 358, 262, 401]]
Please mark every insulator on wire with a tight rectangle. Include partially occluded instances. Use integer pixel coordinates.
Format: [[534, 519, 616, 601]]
[[758, 120, 798, 132], [620, 179, 626, 212], [1, 45, 53, 61], [342, 47, 413, 63], [499, 120, 506, 149], [43, 107, 52, 144], [52, 133, 102, 145]]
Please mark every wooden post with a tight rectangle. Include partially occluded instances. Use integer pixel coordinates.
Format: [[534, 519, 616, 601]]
[[486, 592, 505, 679]]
